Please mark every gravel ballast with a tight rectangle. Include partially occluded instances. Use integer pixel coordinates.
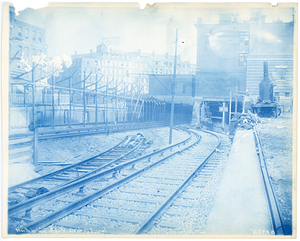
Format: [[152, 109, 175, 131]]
[[255, 113, 294, 233]]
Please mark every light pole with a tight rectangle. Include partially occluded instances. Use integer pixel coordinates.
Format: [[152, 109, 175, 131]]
[[169, 28, 178, 145]]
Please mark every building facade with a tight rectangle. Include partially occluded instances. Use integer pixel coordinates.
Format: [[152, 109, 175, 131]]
[[9, 6, 47, 82], [194, 11, 294, 111], [194, 14, 250, 100], [246, 14, 294, 111], [56, 44, 196, 95], [55, 44, 150, 96]]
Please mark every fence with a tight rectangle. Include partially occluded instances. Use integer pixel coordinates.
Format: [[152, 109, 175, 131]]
[[9, 83, 166, 129]]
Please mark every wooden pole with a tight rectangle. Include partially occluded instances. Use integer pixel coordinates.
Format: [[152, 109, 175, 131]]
[[235, 83, 238, 115], [32, 63, 35, 130], [169, 28, 178, 145], [83, 71, 86, 126], [32, 63, 38, 166], [123, 82, 125, 122], [115, 78, 117, 124], [229, 90, 232, 125], [33, 128, 38, 166], [24, 86, 26, 107], [69, 76, 72, 127], [95, 74, 98, 125], [106, 77, 108, 126], [52, 74, 55, 128], [222, 101, 225, 130], [130, 85, 133, 122]]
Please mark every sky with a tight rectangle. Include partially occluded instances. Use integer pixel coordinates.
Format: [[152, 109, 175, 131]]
[[8, 1, 296, 64]]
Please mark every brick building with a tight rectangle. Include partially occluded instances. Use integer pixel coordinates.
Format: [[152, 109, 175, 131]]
[[55, 44, 150, 95], [194, 11, 294, 116], [9, 6, 47, 82], [56, 44, 196, 95]]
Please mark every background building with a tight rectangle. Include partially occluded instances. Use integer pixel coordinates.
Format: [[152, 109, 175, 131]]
[[9, 6, 47, 82], [194, 14, 250, 99], [246, 13, 294, 112], [55, 44, 196, 95], [193, 11, 294, 123], [55, 44, 150, 95]]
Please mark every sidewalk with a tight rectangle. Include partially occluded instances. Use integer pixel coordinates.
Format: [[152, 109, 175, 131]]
[[204, 129, 273, 236]]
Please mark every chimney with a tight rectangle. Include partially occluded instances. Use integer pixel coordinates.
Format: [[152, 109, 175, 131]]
[[264, 61, 268, 77]]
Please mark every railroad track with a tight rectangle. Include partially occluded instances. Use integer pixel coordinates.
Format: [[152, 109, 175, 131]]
[[253, 126, 291, 235], [8, 134, 147, 206], [8, 128, 222, 235]]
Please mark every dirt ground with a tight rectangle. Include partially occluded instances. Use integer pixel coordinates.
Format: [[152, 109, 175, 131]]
[[255, 113, 294, 233]]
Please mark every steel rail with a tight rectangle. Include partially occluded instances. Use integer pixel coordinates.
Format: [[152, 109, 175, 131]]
[[15, 128, 198, 233], [8, 128, 193, 219], [8, 135, 144, 195], [135, 128, 221, 234], [253, 126, 288, 235]]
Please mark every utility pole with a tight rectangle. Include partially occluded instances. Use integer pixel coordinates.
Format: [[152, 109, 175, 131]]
[[95, 74, 98, 125], [115, 78, 117, 124], [235, 77, 238, 115], [83, 71, 86, 126], [222, 101, 225, 130], [69, 76, 72, 128], [106, 77, 108, 126], [169, 28, 178, 145], [52, 69, 55, 129], [229, 90, 232, 125], [32, 63, 38, 166]]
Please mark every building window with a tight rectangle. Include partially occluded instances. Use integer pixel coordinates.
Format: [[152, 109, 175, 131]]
[[285, 92, 290, 97], [32, 48, 36, 56], [32, 30, 36, 41], [276, 66, 287, 80], [239, 31, 250, 45], [182, 83, 186, 93], [87, 60, 89, 65], [38, 32, 42, 42], [245, 32, 250, 45], [18, 26, 22, 37], [238, 53, 246, 66], [25, 28, 29, 39], [275, 92, 280, 96]]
